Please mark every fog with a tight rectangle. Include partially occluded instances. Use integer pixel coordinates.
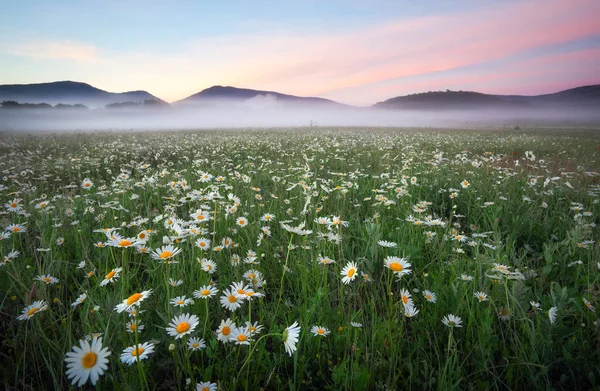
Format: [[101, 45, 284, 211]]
[[1, 98, 600, 132]]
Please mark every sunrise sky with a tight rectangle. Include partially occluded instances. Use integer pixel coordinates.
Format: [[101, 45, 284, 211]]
[[1, 0, 599, 106]]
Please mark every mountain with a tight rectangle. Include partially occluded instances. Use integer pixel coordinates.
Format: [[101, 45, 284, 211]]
[[374, 85, 600, 110], [176, 85, 348, 108], [0, 81, 164, 107]]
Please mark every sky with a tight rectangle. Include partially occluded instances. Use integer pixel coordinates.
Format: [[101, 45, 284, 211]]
[[0, 0, 599, 106]]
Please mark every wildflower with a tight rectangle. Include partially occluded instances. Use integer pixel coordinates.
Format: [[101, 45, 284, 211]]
[[404, 304, 420, 318], [231, 326, 253, 345], [384, 256, 411, 278], [399, 289, 413, 307], [498, 307, 511, 321], [195, 237, 211, 250], [378, 240, 397, 248], [548, 307, 558, 324], [236, 216, 249, 227], [310, 326, 330, 337], [6, 223, 26, 233], [107, 235, 137, 248], [317, 255, 335, 265], [120, 342, 154, 365], [196, 382, 218, 391], [216, 318, 236, 343], [460, 180, 470, 189], [99, 267, 122, 286], [283, 321, 301, 356], [583, 298, 595, 312], [35, 274, 59, 284], [115, 290, 152, 313], [125, 320, 144, 333], [193, 285, 218, 299], [169, 278, 183, 287], [170, 295, 194, 308], [17, 300, 48, 320], [340, 261, 358, 284], [187, 337, 206, 351], [422, 290, 437, 303], [442, 314, 462, 328], [71, 293, 87, 308], [350, 322, 363, 328], [150, 245, 182, 261], [474, 292, 489, 302], [166, 313, 199, 339], [64, 336, 110, 387], [81, 178, 94, 189], [220, 288, 243, 311], [200, 259, 217, 274]]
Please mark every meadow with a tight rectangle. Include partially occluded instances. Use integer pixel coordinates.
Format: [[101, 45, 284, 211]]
[[0, 127, 598, 390]]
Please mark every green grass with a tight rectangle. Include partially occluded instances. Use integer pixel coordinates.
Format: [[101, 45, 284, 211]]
[[0, 127, 598, 390]]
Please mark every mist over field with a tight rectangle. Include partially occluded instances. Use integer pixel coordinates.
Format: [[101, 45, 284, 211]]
[[2, 102, 600, 132]]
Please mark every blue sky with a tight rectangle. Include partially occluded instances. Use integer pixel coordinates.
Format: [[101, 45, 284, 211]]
[[1, 0, 599, 105]]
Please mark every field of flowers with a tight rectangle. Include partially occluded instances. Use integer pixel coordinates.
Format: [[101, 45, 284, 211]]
[[0, 128, 598, 390]]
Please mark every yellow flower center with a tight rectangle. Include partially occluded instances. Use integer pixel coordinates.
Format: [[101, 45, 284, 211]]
[[131, 347, 144, 356], [176, 322, 190, 333], [84, 183, 90, 187], [347, 269, 355, 277], [317, 329, 325, 334], [197, 215, 204, 220], [119, 240, 132, 247], [389, 262, 403, 272], [126, 293, 143, 305], [222, 326, 230, 335], [139, 233, 146, 239], [13, 227, 20, 232], [239, 219, 245, 225], [105, 270, 117, 280], [159, 251, 173, 259], [81, 352, 97, 369], [10, 203, 17, 207], [201, 289, 210, 296], [426, 294, 432, 300], [129, 324, 137, 330], [43, 277, 51, 283], [402, 296, 409, 304], [192, 343, 199, 348], [177, 300, 184, 305], [237, 334, 248, 342], [27, 307, 39, 316], [228, 295, 237, 303]]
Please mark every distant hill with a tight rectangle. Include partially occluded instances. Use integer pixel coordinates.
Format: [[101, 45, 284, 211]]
[[176, 85, 349, 108], [374, 85, 600, 110], [0, 81, 164, 107]]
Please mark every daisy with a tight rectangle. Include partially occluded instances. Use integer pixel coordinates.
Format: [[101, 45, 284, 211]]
[[460, 180, 470, 189], [125, 320, 144, 333], [4, 198, 22, 212], [498, 307, 511, 321], [245, 321, 264, 336], [442, 314, 462, 328], [236, 216, 249, 227], [17, 300, 48, 320], [193, 285, 219, 299], [216, 318, 236, 343], [310, 325, 330, 337], [548, 307, 558, 324], [220, 288, 243, 311], [196, 382, 218, 391], [150, 245, 182, 261], [71, 293, 87, 308], [378, 240, 397, 248], [472, 291, 488, 302], [81, 178, 94, 189], [171, 295, 195, 308], [422, 290, 437, 303], [169, 278, 183, 287], [583, 298, 595, 312], [384, 256, 412, 277], [187, 337, 206, 351], [317, 255, 336, 265], [230, 326, 253, 345], [64, 336, 110, 387], [404, 304, 420, 318], [120, 342, 155, 365], [166, 313, 199, 339], [340, 261, 358, 284], [261, 213, 275, 222], [350, 322, 363, 328], [35, 274, 59, 284], [399, 289, 413, 307], [99, 267, 122, 287], [200, 259, 217, 274], [283, 321, 301, 356], [115, 290, 152, 313], [107, 235, 137, 248], [5, 223, 26, 233]]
